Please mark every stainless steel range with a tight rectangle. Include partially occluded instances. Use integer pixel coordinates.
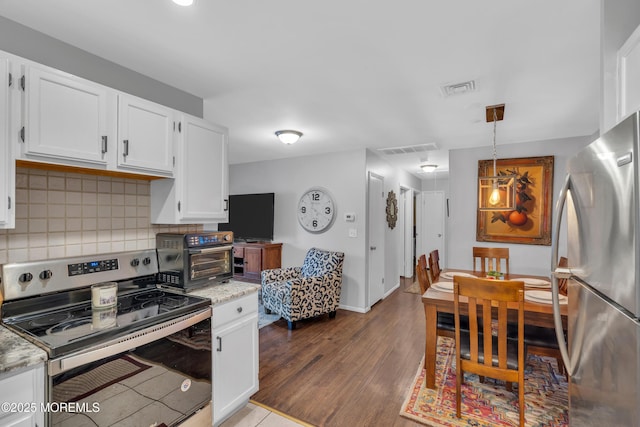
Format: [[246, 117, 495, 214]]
[[0, 249, 212, 427]]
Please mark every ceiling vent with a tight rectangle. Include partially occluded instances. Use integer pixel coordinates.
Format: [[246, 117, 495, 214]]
[[440, 80, 476, 97], [377, 143, 438, 156]]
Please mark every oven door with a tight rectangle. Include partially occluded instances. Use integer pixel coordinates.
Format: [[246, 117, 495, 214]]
[[48, 308, 212, 427], [188, 245, 233, 283]]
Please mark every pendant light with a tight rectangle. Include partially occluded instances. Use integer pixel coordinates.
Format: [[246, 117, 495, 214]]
[[478, 104, 516, 211]]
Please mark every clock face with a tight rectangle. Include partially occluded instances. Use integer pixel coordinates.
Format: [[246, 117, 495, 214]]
[[297, 188, 336, 233]]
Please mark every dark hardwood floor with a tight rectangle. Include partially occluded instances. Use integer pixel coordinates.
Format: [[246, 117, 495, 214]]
[[252, 278, 425, 427]]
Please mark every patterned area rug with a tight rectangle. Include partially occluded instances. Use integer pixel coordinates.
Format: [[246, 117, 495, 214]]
[[258, 299, 280, 328], [400, 337, 568, 427]]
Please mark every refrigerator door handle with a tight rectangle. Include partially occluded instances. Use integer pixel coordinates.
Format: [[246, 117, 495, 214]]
[[551, 172, 571, 373]]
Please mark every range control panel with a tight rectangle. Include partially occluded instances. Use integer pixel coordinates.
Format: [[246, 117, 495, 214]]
[[0, 249, 159, 302], [68, 258, 119, 276]]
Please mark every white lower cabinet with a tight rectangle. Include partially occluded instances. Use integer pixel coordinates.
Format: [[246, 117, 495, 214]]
[[0, 364, 45, 427], [212, 292, 259, 426]]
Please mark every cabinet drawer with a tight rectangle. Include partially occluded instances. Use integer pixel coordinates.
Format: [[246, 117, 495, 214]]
[[213, 292, 258, 329], [233, 247, 244, 257]]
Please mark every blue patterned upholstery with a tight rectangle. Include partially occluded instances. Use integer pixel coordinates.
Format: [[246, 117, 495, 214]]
[[261, 247, 345, 329]]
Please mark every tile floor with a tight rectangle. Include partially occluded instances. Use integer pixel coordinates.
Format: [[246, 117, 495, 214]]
[[220, 402, 310, 427]]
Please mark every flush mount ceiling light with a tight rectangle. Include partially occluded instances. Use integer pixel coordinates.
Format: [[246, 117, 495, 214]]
[[275, 130, 303, 145], [478, 104, 516, 211], [420, 164, 438, 173], [172, 0, 193, 6]]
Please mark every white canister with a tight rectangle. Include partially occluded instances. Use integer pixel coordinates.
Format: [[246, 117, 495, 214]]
[[91, 282, 118, 309]]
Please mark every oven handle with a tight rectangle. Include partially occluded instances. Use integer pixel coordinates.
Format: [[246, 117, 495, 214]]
[[190, 245, 233, 255], [48, 307, 212, 376]]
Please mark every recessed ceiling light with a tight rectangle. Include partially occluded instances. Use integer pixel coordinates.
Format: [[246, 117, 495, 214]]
[[172, 0, 193, 6]]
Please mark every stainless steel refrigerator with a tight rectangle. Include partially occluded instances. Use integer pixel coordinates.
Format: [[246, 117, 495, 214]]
[[552, 111, 640, 426]]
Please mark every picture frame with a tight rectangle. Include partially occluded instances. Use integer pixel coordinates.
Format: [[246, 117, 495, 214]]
[[476, 156, 554, 245]]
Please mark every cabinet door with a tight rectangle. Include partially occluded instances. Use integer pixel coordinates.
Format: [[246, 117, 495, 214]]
[[244, 247, 263, 277], [0, 364, 45, 427], [117, 94, 174, 176], [178, 116, 228, 221], [213, 313, 259, 426], [0, 57, 13, 229], [22, 64, 109, 166]]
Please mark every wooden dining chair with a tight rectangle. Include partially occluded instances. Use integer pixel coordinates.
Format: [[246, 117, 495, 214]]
[[472, 247, 510, 275], [429, 249, 441, 279], [558, 256, 569, 296], [453, 276, 526, 426], [416, 254, 456, 339]]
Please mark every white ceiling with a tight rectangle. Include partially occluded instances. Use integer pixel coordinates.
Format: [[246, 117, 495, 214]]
[[0, 0, 601, 178]]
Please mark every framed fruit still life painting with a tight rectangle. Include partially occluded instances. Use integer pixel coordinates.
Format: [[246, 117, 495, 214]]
[[476, 156, 554, 245]]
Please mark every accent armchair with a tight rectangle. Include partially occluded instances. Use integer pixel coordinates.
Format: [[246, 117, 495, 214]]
[[261, 247, 345, 330]]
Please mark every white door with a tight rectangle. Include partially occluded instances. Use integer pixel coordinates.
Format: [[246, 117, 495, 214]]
[[367, 172, 385, 307], [117, 94, 174, 176], [22, 64, 109, 165], [179, 115, 229, 221], [421, 191, 445, 267]]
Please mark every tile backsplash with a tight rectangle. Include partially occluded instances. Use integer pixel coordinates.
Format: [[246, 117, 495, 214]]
[[0, 167, 202, 265]]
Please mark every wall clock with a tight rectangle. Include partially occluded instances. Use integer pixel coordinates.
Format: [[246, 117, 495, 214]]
[[386, 190, 398, 229], [298, 187, 336, 233]]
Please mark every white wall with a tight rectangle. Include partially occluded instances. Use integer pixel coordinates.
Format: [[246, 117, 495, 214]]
[[447, 135, 592, 276], [222, 147, 420, 313], [601, 0, 640, 133], [224, 149, 368, 311]]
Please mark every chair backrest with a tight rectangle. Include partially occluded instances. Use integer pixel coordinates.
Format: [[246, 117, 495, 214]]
[[301, 247, 345, 278], [416, 254, 430, 295], [558, 256, 568, 296], [426, 252, 440, 284], [472, 247, 510, 274], [429, 250, 441, 279], [453, 275, 525, 375]]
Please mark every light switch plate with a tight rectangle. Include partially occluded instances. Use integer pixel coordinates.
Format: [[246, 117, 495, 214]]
[[345, 213, 356, 221], [348, 228, 357, 237]]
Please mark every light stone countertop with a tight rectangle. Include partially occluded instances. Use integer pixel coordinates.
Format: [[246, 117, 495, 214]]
[[0, 279, 259, 376], [0, 326, 47, 375], [189, 279, 260, 305]]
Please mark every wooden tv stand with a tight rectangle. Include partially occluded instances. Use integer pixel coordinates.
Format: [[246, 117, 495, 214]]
[[232, 242, 283, 283]]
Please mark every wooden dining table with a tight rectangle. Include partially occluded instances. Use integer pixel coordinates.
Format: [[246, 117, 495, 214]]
[[421, 269, 568, 389]]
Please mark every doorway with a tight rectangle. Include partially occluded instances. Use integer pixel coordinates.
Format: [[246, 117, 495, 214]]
[[420, 191, 446, 268]]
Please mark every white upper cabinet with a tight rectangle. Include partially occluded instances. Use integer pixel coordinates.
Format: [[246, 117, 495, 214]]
[[151, 114, 228, 224], [117, 94, 174, 177], [20, 64, 111, 167], [0, 56, 14, 229]]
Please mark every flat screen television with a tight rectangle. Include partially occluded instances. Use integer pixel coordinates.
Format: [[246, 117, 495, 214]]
[[218, 193, 275, 242]]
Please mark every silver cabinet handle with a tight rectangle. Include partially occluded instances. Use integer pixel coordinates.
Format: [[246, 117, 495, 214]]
[[216, 336, 222, 352], [237, 306, 243, 313], [370, 246, 376, 250], [101, 136, 108, 154], [123, 139, 129, 157]]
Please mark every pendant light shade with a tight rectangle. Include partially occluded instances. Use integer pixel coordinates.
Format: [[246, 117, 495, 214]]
[[275, 130, 303, 144], [478, 104, 516, 211]]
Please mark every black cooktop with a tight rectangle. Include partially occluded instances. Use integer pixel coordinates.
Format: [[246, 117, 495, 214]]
[[2, 288, 211, 358]]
